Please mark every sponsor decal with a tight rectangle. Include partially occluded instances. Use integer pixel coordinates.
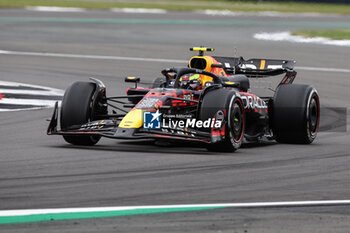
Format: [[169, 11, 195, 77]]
[[143, 110, 161, 129], [161, 128, 196, 137], [239, 93, 267, 110], [238, 63, 283, 70], [80, 120, 105, 130], [183, 94, 192, 100], [162, 118, 222, 129], [143, 110, 222, 130], [136, 97, 160, 109]]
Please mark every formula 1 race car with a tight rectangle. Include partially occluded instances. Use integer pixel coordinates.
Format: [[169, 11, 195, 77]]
[[47, 47, 320, 152]]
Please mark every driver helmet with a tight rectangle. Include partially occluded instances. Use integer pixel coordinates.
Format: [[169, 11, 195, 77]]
[[179, 73, 202, 90]]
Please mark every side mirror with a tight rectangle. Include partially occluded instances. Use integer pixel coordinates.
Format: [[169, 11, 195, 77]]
[[125, 77, 140, 88]]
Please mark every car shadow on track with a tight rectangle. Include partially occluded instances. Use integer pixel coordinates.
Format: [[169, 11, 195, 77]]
[[49, 139, 278, 155], [241, 141, 277, 148]]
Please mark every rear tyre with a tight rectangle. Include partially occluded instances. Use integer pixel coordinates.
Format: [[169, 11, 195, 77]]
[[273, 84, 320, 144], [60, 82, 101, 145], [200, 89, 244, 152]]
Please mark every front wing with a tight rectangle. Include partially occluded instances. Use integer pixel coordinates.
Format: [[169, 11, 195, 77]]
[[47, 102, 213, 144]]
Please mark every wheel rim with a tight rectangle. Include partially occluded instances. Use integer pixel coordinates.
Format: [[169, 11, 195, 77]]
[[308, 94, 319, 136], [230, 101, 244, 142]]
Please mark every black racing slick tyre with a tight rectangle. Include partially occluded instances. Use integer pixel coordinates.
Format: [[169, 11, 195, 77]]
[[151, 77, 166, 88], [272, 84, 320, 144], [60, 82, 101, 145], [200, 88, 245, 152]]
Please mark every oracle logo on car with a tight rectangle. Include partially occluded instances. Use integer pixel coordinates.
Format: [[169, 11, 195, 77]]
[[239, 93, 267, 110]]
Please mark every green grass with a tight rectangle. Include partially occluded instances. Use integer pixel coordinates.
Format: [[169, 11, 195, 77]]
[[0, 0, 349, 14], [292, 29, 350, 40]]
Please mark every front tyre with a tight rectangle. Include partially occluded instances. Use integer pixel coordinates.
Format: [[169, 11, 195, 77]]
[[60, 82, 101, 145], [200, 89, 244, 152]]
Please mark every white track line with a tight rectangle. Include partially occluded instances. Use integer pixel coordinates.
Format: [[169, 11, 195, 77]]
[[0, 50, 186, 64], [297, 66, 350, 73], [254, 31, 350, 47], [0, 89, 63, 95], [111, 8, 167, 14], [25, 6, 166, 14], [0, 107, 44, 112], [0, 49, 350, 74], [0, 98, 58, 106], [201, 10, 338, 18], [1, 200, 350, 216], [25, 6, 86, 12], [0, 80, 63, 111], [0, 80, 64, 96]]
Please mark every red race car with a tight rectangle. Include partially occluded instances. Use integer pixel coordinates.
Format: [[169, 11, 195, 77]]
[[48, 47, 320, 152]]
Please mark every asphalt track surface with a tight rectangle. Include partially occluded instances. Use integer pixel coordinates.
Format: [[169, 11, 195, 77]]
[[1, 8, 350, 232]]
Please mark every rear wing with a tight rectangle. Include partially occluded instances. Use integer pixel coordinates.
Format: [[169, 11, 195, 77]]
[[213, 56, 296, 77]]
